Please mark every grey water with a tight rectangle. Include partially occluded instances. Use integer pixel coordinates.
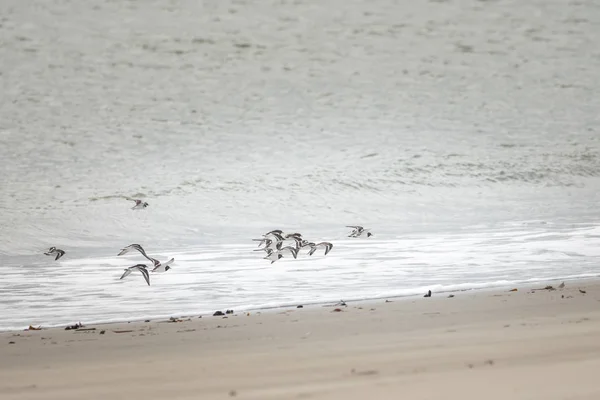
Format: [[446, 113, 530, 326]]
[[1, 0, 600, 330]]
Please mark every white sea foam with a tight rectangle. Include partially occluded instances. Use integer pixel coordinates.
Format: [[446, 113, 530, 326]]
[[1, 224, 599, 330]]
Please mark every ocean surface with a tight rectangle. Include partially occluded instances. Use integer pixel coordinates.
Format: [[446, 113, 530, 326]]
[[1, 0, 600, 330]]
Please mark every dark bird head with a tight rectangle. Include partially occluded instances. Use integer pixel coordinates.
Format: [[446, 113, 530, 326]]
[[367, 232, 373, 237], [278, 254, 283, 259], [165, 266, 171, 271]]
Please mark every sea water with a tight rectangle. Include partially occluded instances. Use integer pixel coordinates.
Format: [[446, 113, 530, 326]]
[[1, 0, 599, 330]]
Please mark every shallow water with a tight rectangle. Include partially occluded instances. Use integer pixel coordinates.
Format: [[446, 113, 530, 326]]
[[1, 0, 600, 329]]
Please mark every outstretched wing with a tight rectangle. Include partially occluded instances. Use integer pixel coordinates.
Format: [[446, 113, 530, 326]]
[[139, 267, 150, 286], [346, 225, 363, 231], [118, 244, 145, 256], [120, 268, 132, 280]]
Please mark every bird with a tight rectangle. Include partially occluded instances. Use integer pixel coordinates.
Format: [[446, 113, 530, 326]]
[[44, 247, 65, 261], [118, 243, 148, 257], [308, 242, 333, 256], [558, 282, 565, 289], [346, 226, 372, 238], [151, 258, 174, 273], [289, 237, 317, 251], [129, 199, 149, 210], [283, 232, 302, 239], [253, 240, 281, 253], [264, 251, 284, 264], [263, 229, 284, 236], [262, 230, 301, 240], [252, 238, 275, 248], [117, 244, 174, 273], [262, 245, 298, 263], [278, 246, 299, 259], [424, 290, 432, 298], [120, 264, 150, 285], [262, 231, 285, 242]]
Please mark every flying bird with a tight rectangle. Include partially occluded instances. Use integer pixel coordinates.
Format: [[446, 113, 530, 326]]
[[347, 226, 372, 238], [44, 247, 65, 261], [120, 264, 151, 286], [118, 244, 173, 272], [129, 199, 149, 210], [308, 242, 333, 256], [264, 251, 284, 264]]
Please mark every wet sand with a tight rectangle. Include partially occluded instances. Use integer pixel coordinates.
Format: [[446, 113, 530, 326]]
[[1, 281, 600, 399]]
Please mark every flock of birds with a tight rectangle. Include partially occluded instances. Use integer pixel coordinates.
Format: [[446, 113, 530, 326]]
[[252, 225, 372, 264], [42, 198, 373, 284], [44, 241, 175, 286]]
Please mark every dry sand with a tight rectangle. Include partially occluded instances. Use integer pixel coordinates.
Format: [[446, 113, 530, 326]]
[[2, 281, 600, 399]]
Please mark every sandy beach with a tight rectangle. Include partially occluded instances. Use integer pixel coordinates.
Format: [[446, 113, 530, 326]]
[[2, 281, 600, 399]]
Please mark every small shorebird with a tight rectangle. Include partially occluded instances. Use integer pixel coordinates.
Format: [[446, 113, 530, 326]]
[[262, 231, 285, 242], [44, 247, 65, 261], [253, 240, 281, 253], [263, 246, 298, 263], [296, 239, 313, 248], [277, 246, 299, 259], [308, 242, 333, 256], [129, 199, 149, 210], [117, 244, 174, 272], [264, 251, 284, 264], [347, 226, 372, 238], [263, 230, 302, 240], [150, 259, 174, 273], [120, 264, 150, 285], [252, 237, 277, 248]]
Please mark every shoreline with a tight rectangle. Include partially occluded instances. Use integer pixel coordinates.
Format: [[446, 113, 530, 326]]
[[3, 275, 598, 333], [0, 274, 600, 335]]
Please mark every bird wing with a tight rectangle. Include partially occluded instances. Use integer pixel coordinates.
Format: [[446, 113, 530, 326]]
[[118, 244, 144, 256], [120, 268, 132, 280], [264, 232, 284, 241], [139, 268, 150, 286], [133, 245, 153, 260], [55, 250, 65, 260], [164, 258, 174, 267]]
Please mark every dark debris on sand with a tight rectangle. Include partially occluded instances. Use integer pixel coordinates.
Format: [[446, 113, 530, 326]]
[[65, 322, 84, 330]]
